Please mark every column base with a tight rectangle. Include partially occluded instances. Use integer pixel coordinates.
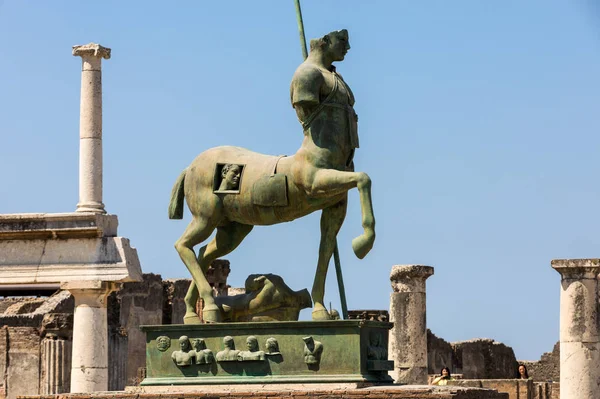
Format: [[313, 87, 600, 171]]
[[76, 202, 106, 214]]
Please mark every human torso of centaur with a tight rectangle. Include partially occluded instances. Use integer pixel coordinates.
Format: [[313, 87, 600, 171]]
[[185, 64, 358, 226], [290, 62, 359, 170]]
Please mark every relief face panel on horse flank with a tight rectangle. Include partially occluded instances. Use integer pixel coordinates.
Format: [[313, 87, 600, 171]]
[[213, 163, 245, 194]]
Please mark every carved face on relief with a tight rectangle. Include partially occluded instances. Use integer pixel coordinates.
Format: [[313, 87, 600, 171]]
[[327, 30, 350, 62], [246, 336, 259, 351], [179, 335, 190, 351], [192, 338, 206, 351], [223, 336, 235, 349], [156, 336, 170, 352], [221, 164, 241, 190], [265, 337, 279, 353]]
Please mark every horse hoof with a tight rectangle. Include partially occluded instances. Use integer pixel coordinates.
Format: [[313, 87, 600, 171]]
[[203, 306, 222, 323], [183, 312, 202, 325], [352, 233, 374, 259], [312, 308, 332, 321]]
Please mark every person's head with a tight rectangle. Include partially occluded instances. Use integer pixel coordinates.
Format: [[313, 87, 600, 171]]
[[266, 337, 279, 353], [220, 164, 241, 190], [303, 335, 315, 349], [518, 364, 529, 379], [309, 29, 350, 62], [441, 367, 451, 378], [179, 336, 190, 351], [246, 336, 258, 351], [330, 309, 341, 320], [223, 336, 235, 349], [192, 338, 206, 351]]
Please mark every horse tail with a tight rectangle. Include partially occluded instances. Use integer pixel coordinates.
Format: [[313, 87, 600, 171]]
[[168, 169, 187, 220]]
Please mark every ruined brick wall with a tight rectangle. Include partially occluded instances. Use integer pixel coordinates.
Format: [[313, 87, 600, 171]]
[[0, 292, 73, 399], [162, 278, 191, 325], [520, 341, 560, 382], [113, 273, 164, 388], [427, 329, 454, 374], [427, 333, 518, 379], [6, 327, 40, 399], [448, 379, 555, 399], [451, 339, 518, 379]]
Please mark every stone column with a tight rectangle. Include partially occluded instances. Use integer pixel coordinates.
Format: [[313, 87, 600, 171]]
[[72, 43, 111, 214], [389, 265, 434, 384], [41, 336, 71, 394], [40, 313, 73, 394], [61, 281, 118, 393], [552, 259, 600, 399]]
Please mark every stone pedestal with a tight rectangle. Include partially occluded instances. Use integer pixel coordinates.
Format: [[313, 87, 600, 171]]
[[141, 321, 393, 385], [61, 281, 118, 393], [551, 259, 600, 399], [72, 43, 111, 214], [389, 265, 434, 384]]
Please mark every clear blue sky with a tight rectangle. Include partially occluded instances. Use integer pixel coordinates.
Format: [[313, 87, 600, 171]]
[[1, 1, 599, 361]]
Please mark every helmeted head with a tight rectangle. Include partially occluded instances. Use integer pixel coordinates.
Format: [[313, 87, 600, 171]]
[[309, 29, 350, 62]]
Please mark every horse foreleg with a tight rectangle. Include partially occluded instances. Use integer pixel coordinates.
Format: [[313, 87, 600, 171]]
[[312, 199, 348, 320], [174, 216, 218, 324], [306, 169, 375, 259], [184, 222, 254, 323]]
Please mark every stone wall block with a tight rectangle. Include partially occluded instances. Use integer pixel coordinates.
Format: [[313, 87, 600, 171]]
[[6, 327, 40, 399]]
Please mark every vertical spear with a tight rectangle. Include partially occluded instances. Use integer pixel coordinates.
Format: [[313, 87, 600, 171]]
[[293, 0, 309, 60], [293, 0, 349, 320]]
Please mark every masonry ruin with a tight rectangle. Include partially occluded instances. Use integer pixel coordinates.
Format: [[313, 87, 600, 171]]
[[0, 258, 560, 399]]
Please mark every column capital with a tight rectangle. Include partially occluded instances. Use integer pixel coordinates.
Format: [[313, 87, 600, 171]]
[[72, 43, 111, 60], [60, 280, 118, 291], [61, 281, 119, 307], [390, 265, 434, 283], [552, 258, 600, 279]]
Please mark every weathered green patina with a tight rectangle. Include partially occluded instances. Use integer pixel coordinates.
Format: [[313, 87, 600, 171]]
[[141, 320, 393, 385], [168, 29, 375, 324]]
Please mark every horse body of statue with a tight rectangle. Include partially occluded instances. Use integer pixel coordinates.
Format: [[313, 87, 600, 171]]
[[169, 29, 375, 324]]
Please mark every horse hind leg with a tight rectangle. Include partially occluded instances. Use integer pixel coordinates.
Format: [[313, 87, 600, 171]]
[[183, 222, 254, 323], [312, 198, 348, 320], [305, 168, 375, 259], [174, 216, 218, 324]]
